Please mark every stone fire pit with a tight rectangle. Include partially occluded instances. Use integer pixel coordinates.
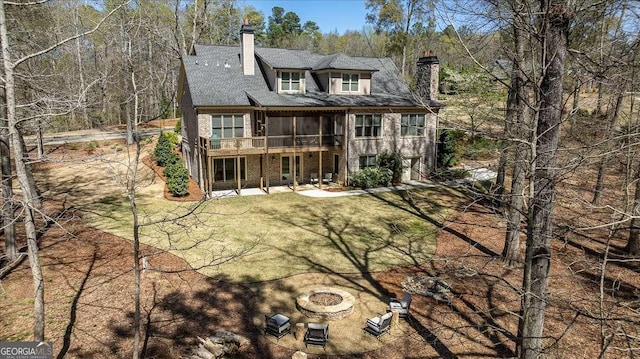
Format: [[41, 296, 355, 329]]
[[296, 286, 355, 320]]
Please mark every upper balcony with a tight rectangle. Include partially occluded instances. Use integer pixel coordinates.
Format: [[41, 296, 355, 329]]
[[201, 134, 343, 157]]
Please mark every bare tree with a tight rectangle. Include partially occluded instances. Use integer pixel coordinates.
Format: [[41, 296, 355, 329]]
[[625, 161, 640, 255], [0, 0, 130, 340], [1, 84, 16, 262], [502, 0, 531, 266], [518, 0, 572, 357]]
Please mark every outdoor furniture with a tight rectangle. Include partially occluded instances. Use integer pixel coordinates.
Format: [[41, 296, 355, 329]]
[[282, 174, 292, 186], [389, 293, 412, 318], [304, 323, 329, 349], [310, 172, 319, 184], [363, 311, 393, 339], [322, 173, 333, 184], [264, 313, 291, 341]]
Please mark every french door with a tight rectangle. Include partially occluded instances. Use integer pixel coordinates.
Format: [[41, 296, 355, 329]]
[[281, 155, 301, 182]]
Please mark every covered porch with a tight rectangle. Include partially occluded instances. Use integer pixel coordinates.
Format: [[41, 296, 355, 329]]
[[198, 110, 346, 196]]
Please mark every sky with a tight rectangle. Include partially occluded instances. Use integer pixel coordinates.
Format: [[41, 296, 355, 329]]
[[241, 0, 369, 35]]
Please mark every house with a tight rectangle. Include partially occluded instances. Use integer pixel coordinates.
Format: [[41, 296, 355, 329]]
[[177, 20, 443, 195]]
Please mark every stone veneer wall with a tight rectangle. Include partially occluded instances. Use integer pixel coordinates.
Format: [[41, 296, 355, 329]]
[[345, 111, 437, 180]]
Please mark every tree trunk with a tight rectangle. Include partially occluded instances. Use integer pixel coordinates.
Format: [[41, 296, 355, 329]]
[[74, 16, 90, 129], [595, 81, 604, 115], [1, 0, 45, 340], [625, 162, 640, 255], [0, 86, 16, 261], [495, 138, 508, 205], [504, 155, 526, 266], [131, 167, 141, 359], [572, 79, 580, 111], [128, 40, 142, 359], [502, 12, 529, 266], [17, 130, 42, 211], [518, 1, 570, 357], [592, 93, 623, 205]]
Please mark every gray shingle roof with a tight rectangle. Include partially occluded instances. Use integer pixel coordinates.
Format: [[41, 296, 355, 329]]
[[254, 47, 315, 69], [182, 44, 441, 109], [313, 53, 378, 71], [184, 45, 264, 107]]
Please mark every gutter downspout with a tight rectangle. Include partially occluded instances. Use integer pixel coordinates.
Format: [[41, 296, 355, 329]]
[[318, 115, 323, 189], [265, 113, 270, 194]]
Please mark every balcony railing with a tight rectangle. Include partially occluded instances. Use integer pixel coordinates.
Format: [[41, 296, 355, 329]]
[[208, 134, 342, 152]]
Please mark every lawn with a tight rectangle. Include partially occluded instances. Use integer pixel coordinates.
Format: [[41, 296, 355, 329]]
[[87, 187, 450, 282]]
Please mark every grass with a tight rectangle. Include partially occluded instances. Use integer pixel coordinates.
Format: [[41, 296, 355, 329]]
[[87, 187, 453, 283]]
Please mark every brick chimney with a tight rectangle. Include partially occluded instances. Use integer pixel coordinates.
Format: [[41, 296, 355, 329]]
[[416, 51, 439, 103], [240, 18, 255, 76]]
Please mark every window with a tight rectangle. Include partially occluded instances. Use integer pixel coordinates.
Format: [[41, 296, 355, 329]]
[[355, 114, 381, 137], [213, 157, 246, 182], [401, 114, 425, 136], [341, 73, 359, 92], [281, 71, 301, 91], [212, 115, 244, 138], [359, 155, 376, 169]]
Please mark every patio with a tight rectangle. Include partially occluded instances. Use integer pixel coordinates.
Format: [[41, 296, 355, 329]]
[[253, 272, 410, 355]]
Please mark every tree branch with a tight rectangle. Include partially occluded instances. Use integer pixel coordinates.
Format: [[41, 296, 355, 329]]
[[4, 0, 50, 6], [13, 0, 132, 68]]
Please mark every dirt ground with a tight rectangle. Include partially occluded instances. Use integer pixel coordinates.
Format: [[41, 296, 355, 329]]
[[1, 140, 639, 359]]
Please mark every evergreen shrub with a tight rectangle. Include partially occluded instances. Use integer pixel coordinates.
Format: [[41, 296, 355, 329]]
[[349, 167, 393, 189], [376, 150, 404, 183]]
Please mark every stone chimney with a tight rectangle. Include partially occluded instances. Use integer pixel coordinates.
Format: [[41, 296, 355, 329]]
[[416, 51, 439, 103], [240, 18, 255, 76]]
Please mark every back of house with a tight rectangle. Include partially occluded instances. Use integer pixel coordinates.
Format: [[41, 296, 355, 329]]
[[177, 20, 443, 195]]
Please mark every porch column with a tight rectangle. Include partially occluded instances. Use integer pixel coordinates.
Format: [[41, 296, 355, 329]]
[[344, 110, 349, 186], [318, 116, 323, 189], [236, 156, 241, 195], [293, 114, 297, 192], [208, 156, 214, 195], [201, 138, 208, 194]]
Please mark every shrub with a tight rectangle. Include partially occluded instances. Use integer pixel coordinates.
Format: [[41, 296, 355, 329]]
[[437, 130, 460, 168], [349, 167, 393, 189], [164, 131, 179, 147], [174, 119, 181, 134], [376, 150, 404, 183], [166, 152, 180, 167], [84, 140, 98, 152], [165, 162, 189, 197], [162, 155, 182, 177], [154, 134, 174, 166]]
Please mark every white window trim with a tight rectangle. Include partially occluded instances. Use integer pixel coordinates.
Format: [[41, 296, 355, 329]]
[[279, 71, 302, 93], [341, 73, 360, 93]]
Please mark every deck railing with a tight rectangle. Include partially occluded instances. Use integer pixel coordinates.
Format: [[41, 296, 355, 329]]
[[208, 135, 341, 151]]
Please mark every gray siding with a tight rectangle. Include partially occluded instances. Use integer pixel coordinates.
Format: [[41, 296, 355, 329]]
[[180, 76, 200, 184]]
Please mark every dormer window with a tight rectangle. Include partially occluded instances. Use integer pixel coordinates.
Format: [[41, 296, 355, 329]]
[[341, 74, 359, 92], [281, 71, 301, 92]]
